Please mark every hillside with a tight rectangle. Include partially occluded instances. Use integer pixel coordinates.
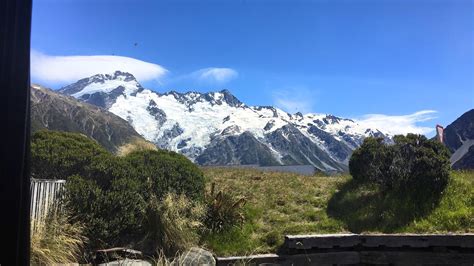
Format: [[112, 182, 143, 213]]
[[31, 84, 146, 152], [444, 109, 474, 169], [202, 168, 474, 256], [59, 71, 390, 172]]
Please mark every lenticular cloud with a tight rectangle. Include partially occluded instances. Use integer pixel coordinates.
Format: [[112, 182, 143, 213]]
[[357, 110, 437, 135], [193, 67, 238, 84], [31, 50, 168, 85]]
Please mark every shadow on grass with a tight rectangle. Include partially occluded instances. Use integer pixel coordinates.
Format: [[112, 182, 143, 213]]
[[326, 179, 442, 233]]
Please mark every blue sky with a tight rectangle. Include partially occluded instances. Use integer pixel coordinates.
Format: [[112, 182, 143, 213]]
[[31, 0, 473, 136]]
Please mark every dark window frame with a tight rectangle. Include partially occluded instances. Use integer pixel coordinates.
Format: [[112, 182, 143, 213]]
[[0, 0, 32, 264]]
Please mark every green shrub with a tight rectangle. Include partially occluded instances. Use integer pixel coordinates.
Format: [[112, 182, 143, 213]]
[[349, 134, 451, 194], [349, 137, 390, 183], [389, 134, 451, 194], [31, 130, 109, 180], [124, 150, 205, 201], [34, 131, 207, 252], [64, 175, 146, 249], [204, 183, 246, 233]]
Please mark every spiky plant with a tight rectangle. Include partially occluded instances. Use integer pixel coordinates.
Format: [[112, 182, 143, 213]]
[[204, 182, 246, 232]]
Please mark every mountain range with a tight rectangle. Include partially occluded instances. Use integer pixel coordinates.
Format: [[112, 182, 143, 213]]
[[32, 71, 473, 171], [56, 71, 391, 172]]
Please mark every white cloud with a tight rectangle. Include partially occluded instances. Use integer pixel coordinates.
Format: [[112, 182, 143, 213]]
[[272, 88, 317, 114], [356, 110, 437, 135], [31, 50, 168, 85], [192, 67, 238, 84]]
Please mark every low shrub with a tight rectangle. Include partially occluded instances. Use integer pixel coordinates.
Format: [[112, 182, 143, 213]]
[[349, 137, 390, 183], [389, 134, 451, 194], [31, 130, 109, 180], [64, 175, 146, 249], [33, 131, 207, 252], [124, 150, 205, 201], [349, 134, 451, 194]]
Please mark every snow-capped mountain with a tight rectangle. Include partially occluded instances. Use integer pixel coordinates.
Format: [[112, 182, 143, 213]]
[[60, 71, 389, 172]]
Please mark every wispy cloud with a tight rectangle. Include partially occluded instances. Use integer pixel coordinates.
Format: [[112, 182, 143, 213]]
[[272, 87, 317, 114], [31, 50, 168, 85], [356, 110, 438, 135], [191, 67, 238, 84]]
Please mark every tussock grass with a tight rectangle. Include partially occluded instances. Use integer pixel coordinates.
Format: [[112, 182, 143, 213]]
[[202, 168, 474, 256], [141, 193, 206, 256], [117, 137, 157, 156], [30, 211, 86, 265]]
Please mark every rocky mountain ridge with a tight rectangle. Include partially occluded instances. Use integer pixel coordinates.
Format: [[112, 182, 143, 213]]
[[58, 71, 390, 172], [443, 109, 474, 169], [31, 84, 146, 152]]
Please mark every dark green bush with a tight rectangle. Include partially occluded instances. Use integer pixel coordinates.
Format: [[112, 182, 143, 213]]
[[389, 134, 451, 194], [349, 134, 451, 194], [64, 175, 106, 248], [34, 131, 207, 251], [349, 137, 391, 183], [123, 149, 205, 201], [31, 130, 109, 180], [65, 175, 146, 249]]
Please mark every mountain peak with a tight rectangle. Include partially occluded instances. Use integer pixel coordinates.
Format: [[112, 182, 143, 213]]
[[109, 70, 137, 81], [85, 71, 138, 83], [59, 71, 144, 108], [216, 89, 243, 107], [162, 89, 244, 108]]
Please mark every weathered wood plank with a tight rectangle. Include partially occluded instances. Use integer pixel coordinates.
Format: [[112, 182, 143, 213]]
[[217, 254, 282, 266], [360, 251, 474, 265], [217, 252, 360, 266], [285, 233, 474, 249], [283, 252, 360, 265], [285, 234, 360, 249], [218, 234, 474, 266], [361, 234, 474, 248]]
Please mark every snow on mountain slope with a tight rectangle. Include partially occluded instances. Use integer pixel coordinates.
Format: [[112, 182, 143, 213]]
[[59, 71, 390, 172]]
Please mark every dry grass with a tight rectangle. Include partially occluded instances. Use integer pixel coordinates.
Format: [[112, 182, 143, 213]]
[[141, 193, 206, 256], [149, 249, 180, 266], [30, 211, 86, 265], [117, 137, 157, 156]]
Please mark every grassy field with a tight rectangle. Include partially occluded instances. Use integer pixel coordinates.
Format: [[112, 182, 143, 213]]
[[201, 168, 474, 256]]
